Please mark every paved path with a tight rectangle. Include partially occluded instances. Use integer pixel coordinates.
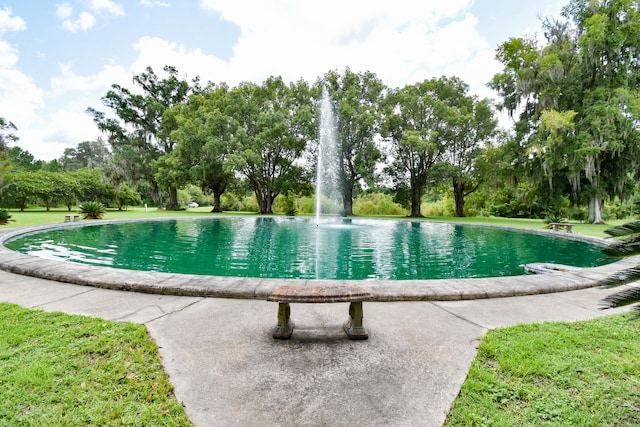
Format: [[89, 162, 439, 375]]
[[0, 269, 630, 426]]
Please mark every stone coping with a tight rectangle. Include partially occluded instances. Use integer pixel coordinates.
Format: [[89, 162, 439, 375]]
[[0, 218, 638, 302]]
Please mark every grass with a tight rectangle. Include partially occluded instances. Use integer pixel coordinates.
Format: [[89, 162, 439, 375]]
[[0, 303, 191, 426], [445, 313, 640, 426]]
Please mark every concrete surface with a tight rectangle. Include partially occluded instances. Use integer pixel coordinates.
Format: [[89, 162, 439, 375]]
[[0, 269, 631, 426]]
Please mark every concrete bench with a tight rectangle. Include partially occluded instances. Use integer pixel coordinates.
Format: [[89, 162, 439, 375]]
[[267, 285, 372, 340], [64, 215, 80, 223], [550, 222, 573, 233]]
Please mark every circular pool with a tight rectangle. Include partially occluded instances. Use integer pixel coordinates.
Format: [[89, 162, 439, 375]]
[[3, 217, 611, 280], [1, 217, 635, 301]]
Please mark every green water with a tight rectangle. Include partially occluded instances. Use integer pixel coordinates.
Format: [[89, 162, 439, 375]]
[[5, 217, 610, 280]]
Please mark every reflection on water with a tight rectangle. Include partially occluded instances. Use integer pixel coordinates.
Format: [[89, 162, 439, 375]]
[[5, 217, 611, 280]]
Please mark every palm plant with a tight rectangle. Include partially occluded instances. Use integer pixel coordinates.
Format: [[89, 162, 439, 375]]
[[599, 220, 640, 318], [0, 209, 13, 225], [79, 201, 106, 220]]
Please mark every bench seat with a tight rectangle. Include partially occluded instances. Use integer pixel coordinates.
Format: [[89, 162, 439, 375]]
[[267, 285, 372, 340], [549, 222, 573, 233]]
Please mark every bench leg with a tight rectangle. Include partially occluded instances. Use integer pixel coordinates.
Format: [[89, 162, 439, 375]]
[[272, 303, 294, 339], [344, 301, 368, 340]]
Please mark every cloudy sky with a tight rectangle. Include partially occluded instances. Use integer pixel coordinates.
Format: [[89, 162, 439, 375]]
[[0, 0, 566, 161]]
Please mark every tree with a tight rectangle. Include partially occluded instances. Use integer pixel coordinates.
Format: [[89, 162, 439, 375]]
[[227, 77, 312, 214], [440, 90, 497, 217], [6, 146, 42, 171], [60, 139, 110, 171], [490, 0, 640, 223], [169, 84, 236, 212], [87, 65, 197, 210], [0, 117, 18, 152], [383, 77, 469, 217], [321, 69, 385, 215], [70, 169, 115, 207], [115, 184, 142, 210], [2, 171, 42, 210]]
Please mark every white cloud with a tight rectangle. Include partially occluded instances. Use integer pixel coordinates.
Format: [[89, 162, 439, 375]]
[[17, 0, 562, 160], [131, 37, 227, 83], [57, 0, 123, 33], [0, 7, 44, 136], [140, 0, 169, 7], [0, 39, 18, 69], [61, 11, 96, 32], [56, 3, 73, 20], [90, 0, 126, 16], [50, 63, 130, 95], [194, 0, 501, 95], [0, 7, 26, 34]]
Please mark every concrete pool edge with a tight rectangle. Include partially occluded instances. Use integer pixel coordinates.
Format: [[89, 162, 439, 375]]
[[1, 219, 638, 302]]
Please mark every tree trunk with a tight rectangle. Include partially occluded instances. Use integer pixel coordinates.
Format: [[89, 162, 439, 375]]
[[255, 190, 274, 214], [210, 182, 227, 213], [265, 194, 274, 214], [342, 185, 353, 216], [167, 186, 178, 210], [410, 185, 423, 217], [588, 196, 604, 224], [453, 181, 465, 217], [211, 192, 223, 212]]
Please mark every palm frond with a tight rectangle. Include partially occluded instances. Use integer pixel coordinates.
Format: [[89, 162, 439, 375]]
[[601, 237, 640, 258], [604, 220, 640, 238], [598, 266, 640, 289], [599, 284, 640, 318]]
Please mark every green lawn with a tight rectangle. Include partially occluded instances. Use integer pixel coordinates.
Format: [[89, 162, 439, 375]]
[[0, 303, 191, 426], [0, 209, 635, 425], [445, 313, 640, 426]]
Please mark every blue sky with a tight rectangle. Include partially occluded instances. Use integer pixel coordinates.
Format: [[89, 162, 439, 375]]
[[0, 0, 565, 160]]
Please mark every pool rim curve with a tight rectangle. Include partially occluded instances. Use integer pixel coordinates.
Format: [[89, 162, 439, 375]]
[[1, 216, 638, 302]]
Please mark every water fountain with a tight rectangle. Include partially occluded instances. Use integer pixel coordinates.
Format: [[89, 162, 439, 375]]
[[315, 87, 341, 225]]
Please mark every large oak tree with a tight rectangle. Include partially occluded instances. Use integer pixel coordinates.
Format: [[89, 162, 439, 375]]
[[490, 0, 640, 223]]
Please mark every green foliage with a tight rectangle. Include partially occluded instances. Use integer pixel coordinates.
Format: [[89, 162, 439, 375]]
[[115, 184, 142, 211], [0, 116, 18, 151], [421, 195, 455, 217], [446, 314, 640, 425], [322, 68, 385, 215], [239, 195, 259, 213], [490, 0, 640, 224], [60, 139, 110, 171], [598, 218, 640, 316], [296, 196, 315, 214], [283, 191, 298, 216], [543, 212, 568, 227], [0, 208, 13, 224], [88, 65, 197, 210], [0, 303, 190, 425], [225, 77, 312, 214], [79, 201, 106, 220], [353, 193, 406, 216], [220, 193, 241, 211]]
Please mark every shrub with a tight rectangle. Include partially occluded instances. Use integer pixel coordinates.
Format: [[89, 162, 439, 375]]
[[543, 212, 568, 228], [79, 201, 106, 220], [283, 192, 297, 216], [0, 209, 13, 225], [296, 196, 315, 214], [239, 195, 260, 213], [220, 193, 240, 211], [353, 193, 407, 216]]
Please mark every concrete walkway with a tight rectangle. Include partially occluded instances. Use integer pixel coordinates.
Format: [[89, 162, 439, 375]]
[[0, 268, 630, 426]]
